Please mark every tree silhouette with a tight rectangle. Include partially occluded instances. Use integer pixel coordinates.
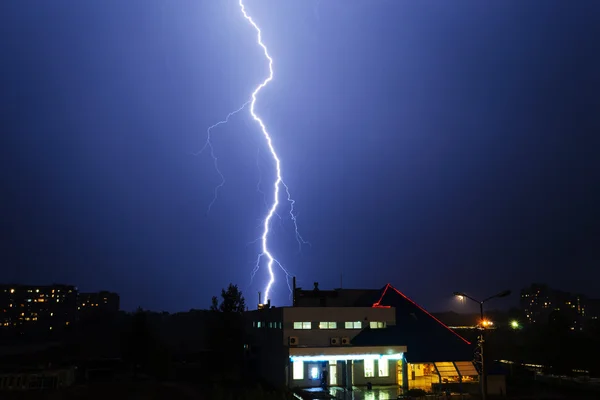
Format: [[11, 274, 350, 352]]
[[210, 283, 246, 313], [208, 284, 246, 380]]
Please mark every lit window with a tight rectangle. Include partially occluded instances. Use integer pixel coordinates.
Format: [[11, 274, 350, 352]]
[[278, 322, 282, 329], [257, 321, 262, 328], [293, 322, 312, 329], [309, 366, 320, 380], [369, 321, 386, 329], [319, 322, 337, 329], [378, 359, 389, 377], [345, 321, 362, 329], [364, 359, 375, 377], [293, 360, 304, 380]]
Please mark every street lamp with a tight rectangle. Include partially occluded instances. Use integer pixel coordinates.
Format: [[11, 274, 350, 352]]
[[453, 290, 511, 400]]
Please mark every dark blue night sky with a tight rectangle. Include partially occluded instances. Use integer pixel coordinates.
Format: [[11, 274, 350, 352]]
[[2, 1, 599, 312]]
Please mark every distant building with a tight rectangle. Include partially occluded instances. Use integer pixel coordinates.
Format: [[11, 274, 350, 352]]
[[520, 283, 597, 330], [77, 291, 120, 317], [585, 298, 600, 324], [245, 280, 481, 394], [0, 284, 78, 336]]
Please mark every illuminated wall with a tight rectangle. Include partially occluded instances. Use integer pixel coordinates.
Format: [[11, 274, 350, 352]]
[[281, 306, 396, 347], [352, 359, 397, 386]]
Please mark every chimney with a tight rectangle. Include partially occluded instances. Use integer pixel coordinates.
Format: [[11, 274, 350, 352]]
[[292, 276, 296, 306], [314, 282, 319, 291]]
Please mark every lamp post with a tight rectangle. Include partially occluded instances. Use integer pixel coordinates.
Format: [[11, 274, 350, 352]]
[[453, 290, 511, 400]]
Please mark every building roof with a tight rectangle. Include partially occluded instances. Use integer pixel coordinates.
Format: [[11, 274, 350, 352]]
[[351, 284, 474, 363]]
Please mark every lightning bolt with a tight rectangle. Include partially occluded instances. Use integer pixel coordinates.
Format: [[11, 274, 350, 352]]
[[238, 0, 308, 303], [202, 0, 307, 305], [195, 101, 249, 214]]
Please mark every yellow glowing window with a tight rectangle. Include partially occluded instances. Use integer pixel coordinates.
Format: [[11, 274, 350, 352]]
[[293, 322, 311, 329], [454, 361, 478, 377], [319, 322, 337, 329], [378, 359, 389, 377], [364, 359, 375, 377], [434, 362, 459, 377], [293, 360, 304, 380], [369, 321, 386, 329], [345, 321, 362, 329]]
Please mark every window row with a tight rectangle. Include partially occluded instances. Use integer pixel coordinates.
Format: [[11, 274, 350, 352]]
[[253, 321, 283, 329], [253, 321, 388, 330], [293, 321, 386, 330], [364, 358, 389, 377], [292, 359, 390, 380]]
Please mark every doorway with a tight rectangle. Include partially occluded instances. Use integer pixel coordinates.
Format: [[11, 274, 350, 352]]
[[329, 362, 338, 386]]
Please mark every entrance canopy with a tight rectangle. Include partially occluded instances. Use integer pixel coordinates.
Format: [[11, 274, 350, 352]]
[[289, 345, 406, 362]]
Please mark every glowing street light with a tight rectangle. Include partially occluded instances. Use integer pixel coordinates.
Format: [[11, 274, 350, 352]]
[[510, 320, 520, 329], [453, 290, 511, 400]]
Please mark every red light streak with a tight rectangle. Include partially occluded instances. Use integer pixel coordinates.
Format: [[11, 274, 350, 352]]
[[373, 283, 471, 345]]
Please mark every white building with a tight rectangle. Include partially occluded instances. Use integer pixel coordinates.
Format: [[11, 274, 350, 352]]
[[244, 281, 482, 394]]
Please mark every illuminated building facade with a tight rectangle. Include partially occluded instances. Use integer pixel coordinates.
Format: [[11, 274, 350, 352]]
[[0, 284, 77, 336], [77, 291, 120, 316], [520, 284, 597, 330], [245, 281, 480, 394]]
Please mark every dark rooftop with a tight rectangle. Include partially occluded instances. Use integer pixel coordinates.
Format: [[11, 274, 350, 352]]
[[352, 284, 474, 363]]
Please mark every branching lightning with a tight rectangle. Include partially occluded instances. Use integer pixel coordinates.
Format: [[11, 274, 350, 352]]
[[196, 101, 249, 214], [201, 0, 308, 304], [238, 0, 308, 303]]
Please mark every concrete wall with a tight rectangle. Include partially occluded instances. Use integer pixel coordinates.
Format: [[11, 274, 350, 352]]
[[244, 306, 400, 389], [244, 308, 287, 387], [294, 289, 382, 307], [282, 307, 396, 347]]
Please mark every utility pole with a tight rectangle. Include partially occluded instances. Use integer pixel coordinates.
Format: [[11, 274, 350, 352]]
[[454, 290, 511, 400]]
